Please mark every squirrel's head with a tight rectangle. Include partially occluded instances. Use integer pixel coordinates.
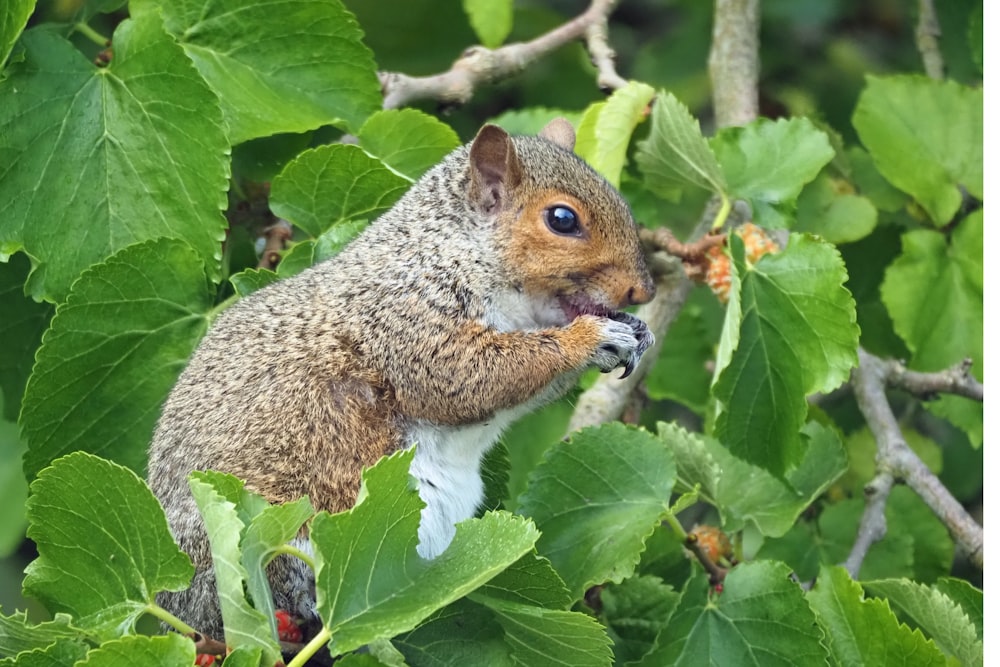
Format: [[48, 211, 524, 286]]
[[467, 119, 655, 325]]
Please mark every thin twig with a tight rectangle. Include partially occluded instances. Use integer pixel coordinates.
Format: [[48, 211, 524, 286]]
[[884, 357, 983, 402], [258, 220, 293, 270], [685, 533, 729, 586], [915, 0, 945, 80], [842, 472, 892, 578], [849, 348, 983, 571], [379, 0, 625, 109]]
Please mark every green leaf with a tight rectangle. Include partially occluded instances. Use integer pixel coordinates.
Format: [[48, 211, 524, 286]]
[[0, 0, 33, 69], [241, 497, 315, 641], [229, 268, 280, 298], [852, 75, 982, 225], [847, 146, 909, 213], [393, 599, 512, 667], [864, 578, 983, 667], [807, 566, 946, 666], [188, 473, 282, 663], [479, 439, 511, 514], [462, 0, 513, 48], [882, 211, 982, 444], [934, 578, 982, 641], [599, 575, 680, 665], [312, 449, 539, 656], [475, 553, 572, 610], [640, 561, 827, 666], [0, 610, 84, 659], [271, 144, 409, 237], [357, 110, 461, 181], [74, 634, 195, 667], [712, 233, 859, 474], [487, 108, 583, 137], [0, 639, 88, 667], [795, 174, 878, 244], [658, 421, 846, 537], [22, 452, 194, 639], [132, 0, 382, 143], [20, 239, 214, 480], [474, 597, 614, 667], [0, 254, 53, 420], [220, 646, 263, 667], [574, 81, 656, 188], [0, 416, 27, 557], [0, 16, 229, 302], [516, 423, 675, 599], [711, 117, 835, 228], [635, 91, 727, 201]]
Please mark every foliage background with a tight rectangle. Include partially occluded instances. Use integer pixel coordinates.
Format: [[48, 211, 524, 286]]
[[0, 0, 984, 664]]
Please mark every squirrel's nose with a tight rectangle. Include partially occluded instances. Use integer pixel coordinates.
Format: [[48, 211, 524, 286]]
[[627, 276, 655, 306]]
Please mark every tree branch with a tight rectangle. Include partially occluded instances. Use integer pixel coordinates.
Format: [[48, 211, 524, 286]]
[[884, 357, 983, 402], [849, 348, 983, 571], [379, 0, 626, 109], [915, 0, 945, 80], [567, 0, 759, 432]]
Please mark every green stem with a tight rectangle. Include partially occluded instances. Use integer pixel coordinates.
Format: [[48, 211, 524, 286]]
[[661, 511, 688, 541], [74, 22, 110, 47], [206, 294, 239, 323], [272, 543, 316, 571], [145, 603, 198, 636], [287, 626, 332, 667], [710, 193, 732, 231]]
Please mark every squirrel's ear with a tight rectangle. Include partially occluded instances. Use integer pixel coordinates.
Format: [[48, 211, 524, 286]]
[[539, 117, 576, 151], [469, 124, 523, 214]]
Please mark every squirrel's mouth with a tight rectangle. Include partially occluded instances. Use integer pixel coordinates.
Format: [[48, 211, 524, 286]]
[[558, 295, 616, 322]]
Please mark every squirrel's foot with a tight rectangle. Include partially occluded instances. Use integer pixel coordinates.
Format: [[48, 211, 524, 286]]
[[589, 313, 654, 378]]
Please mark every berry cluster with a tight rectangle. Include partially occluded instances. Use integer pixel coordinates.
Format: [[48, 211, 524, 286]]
[[704, 223, 779, 303]]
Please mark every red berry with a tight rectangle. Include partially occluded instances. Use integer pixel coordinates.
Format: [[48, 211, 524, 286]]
[[194, 654, 216, 666], [275, 609, 303, 643]]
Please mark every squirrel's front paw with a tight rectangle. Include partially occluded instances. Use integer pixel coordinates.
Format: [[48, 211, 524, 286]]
[[588, 313, 654, 379]]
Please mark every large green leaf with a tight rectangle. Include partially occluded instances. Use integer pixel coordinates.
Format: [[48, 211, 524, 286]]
[[934, 578, 982, 641], [20, 239, 214, 480], [132, 0, 382, 143], [0, 639, 87, 667], [795, 174, 878, 244], [864, 578, 983, 667], [0, 254, 52, 420], [22, 452, 194, 639], [599, 575, 680, 665], [462, 0, 513, 48], [852, 75, 982, 225], [270, 144, 409, 237], [74, 634, 195, 667], [0, 610, 84, 659], [357, 110, 461, 182], [712, 233, 858, 474], [658, 421, 846, 537], [0, 0, 32, 69], [640, 561, 827, 666], [635, 91, 726, 201], [574, 81, 656, 188], [0, 15, 229, 303], [881, 211, 983, 444], [807, 567, 946, 666], [188, 473, 282, 663], [393, 599, 512, 667], [711, 117, 835, 228], [312, 449, 539, 656], [516, 423, 675, 599]]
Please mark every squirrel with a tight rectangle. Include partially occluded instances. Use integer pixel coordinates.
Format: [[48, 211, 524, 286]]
[[146, 118, 655, 641]]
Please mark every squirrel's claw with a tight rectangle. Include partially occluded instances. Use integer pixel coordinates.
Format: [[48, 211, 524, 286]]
[[620, 358, 636, 379]]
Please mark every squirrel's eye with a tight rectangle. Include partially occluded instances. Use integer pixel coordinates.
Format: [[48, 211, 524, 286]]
[[544, 205, 581, 236]]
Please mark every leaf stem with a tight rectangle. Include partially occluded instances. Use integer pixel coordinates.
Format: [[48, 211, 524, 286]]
[[710, 193, 732, 230], [206, 294, 239, 323], [73, 22, 110, 48], [273, 542, 316, 570], [144, 603, 198, 636], [661, 512, 688, 541], [286, 626, 332, 667]]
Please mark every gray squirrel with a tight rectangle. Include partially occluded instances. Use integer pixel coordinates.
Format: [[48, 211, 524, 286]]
[[146, 118, 655, 640]]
